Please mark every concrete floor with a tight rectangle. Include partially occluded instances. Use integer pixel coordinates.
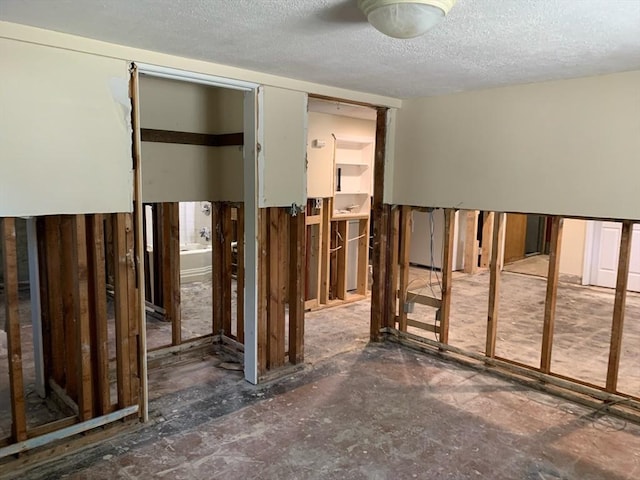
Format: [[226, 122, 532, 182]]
[[10, 338, 640, 480], [406, 267, 640, 397], [3, 272, 640, 478]]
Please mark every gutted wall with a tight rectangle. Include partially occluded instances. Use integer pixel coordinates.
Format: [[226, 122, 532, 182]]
[[139, 76, 244, 203], [0, 37, 133, 216], [306, 112, 376, 199], [391, 71, 640, 220]]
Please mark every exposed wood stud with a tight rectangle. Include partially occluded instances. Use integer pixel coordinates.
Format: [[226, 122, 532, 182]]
[[222, 205, 233, 336], [212, 202, 224, 335], [486, 212, 505, 358], [236, 204, 245, 344], [1, 218, 28, 442], [356, 218, 370, 295], [60, 216, 78, 400], [44, 216, 65, 387], [151, 204, 163, 306], [288, 211, 305, 364], [72, 215, 93, 421], [370, 107, 388, 341], [320, 198, 331, 305], [540, 216, 564, 373], [480, 212, 495, 269], [124, 213, 140, 406], [267, 208, 287, 368], [606, 220, 634, 392], [439, 208, 456, 344], [336, 220, 348, 300], [398, 206, 412, 332], [86, 214, 111, 415], [161, 203, 181, 346], [387, 207, 400, 328], [36, 217, 52, 391], [464, 210, 479, 274], [257, 209, 268, 374], [113, 213, 132, 408]]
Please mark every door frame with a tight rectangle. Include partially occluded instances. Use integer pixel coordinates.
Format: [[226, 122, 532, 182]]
[[131, 63, 262, 423]]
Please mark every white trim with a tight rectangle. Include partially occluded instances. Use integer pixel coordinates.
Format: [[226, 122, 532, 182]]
[[135, 62, 258, 91], [243, 87, 261, 385], [582, 220, 596, 286], [132, 61, 261, 385], [0, 406, 139, 459]]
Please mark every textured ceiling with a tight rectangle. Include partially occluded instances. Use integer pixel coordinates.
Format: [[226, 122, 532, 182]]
[[1, 0, 640, 98]]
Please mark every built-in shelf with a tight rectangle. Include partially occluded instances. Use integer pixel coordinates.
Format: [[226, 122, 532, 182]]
[[331, 135, 374, 220]]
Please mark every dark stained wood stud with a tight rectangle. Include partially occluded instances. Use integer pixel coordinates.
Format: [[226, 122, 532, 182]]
[[288, 211, 305, 364], [222, 204, 233, 336], [44, 216, 65, 387], [60, 216, 78, 400], [160, 203, 181, 346], [71, 215, 93, 421], [86, 214, 111, 415], [1, 218, 28, 442], [236, 204, 245, 344], [113, 213, 132, 408]]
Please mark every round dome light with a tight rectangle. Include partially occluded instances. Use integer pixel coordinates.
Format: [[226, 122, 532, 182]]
[[358, 0, 456, 39]]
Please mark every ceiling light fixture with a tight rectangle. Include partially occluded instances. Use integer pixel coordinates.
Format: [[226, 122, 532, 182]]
[[358, 0, 457, 39]]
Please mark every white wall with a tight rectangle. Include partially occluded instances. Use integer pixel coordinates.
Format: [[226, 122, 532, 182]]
[[306, 112, 376, 199], [260, 86, 307, 208], [139, 76, 244, 203], [391, 71, 640, 220], [0, 38, 133, 216]]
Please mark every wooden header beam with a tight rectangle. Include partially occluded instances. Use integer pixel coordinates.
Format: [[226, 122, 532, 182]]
[[141, 128, 243, 147]]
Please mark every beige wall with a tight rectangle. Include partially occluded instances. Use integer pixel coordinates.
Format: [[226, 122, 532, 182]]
[[0, 21, 400, 109], [307, 112, 376, 199], [560, 218, 587, 279], [139, 76, 244, 203], [260, 86, 307, 207], [391, 71, 640, 220], [0, 37, 133, 216]]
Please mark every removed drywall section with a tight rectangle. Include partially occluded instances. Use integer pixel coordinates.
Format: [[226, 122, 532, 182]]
[[391, 70, 640, 220], [260, 87, 307, 208], [307, 111, 376, 199], [139, 76, 244, 203], [0, 38, 133, 216]]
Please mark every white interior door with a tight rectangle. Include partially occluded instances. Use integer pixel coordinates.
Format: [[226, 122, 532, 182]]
[[590, 221, 640, 292]]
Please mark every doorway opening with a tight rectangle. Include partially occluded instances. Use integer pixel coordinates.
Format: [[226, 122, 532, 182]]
[[503, 213, 550, 278], [303, 97, 379, 363], [136, 72, 248, 400]]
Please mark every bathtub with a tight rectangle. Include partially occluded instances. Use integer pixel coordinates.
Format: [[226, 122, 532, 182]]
[[180, 244, 212, 283]]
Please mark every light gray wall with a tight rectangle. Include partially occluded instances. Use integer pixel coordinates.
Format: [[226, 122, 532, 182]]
[[391, 70, 640, 220]]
